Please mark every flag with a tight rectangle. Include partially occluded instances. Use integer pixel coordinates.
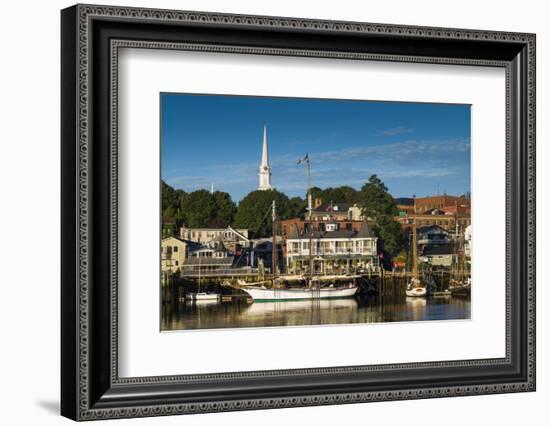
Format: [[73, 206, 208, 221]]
[[297, 153, 309, 164]]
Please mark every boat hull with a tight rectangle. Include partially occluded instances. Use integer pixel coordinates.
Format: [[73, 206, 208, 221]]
[[406, 287, 427, 297], [449, 285, 471, 297], [185, 292, 220, 301], [241, 286, 358, 301]]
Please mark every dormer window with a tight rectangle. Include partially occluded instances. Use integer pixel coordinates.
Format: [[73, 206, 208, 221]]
[[326, 223, 338, 232]]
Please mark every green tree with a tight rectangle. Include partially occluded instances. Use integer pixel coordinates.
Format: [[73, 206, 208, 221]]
[[162, 181, 238, 228], [309, 185, 358, 205], [211, 191, 237, 227], [182, 190, 216, 227], [162, 205, 176, 222], [336, 186, 359, 203], [161, 181, 179, 212], [161, 181, 189, 226], [358, 175, 404, 258], [174, 190, 188, 224], [358, 175, 398, 220], [234, 190, 293, 237], [289, 196, 307, 218], [376, 215, 405, 257], [310, 186, 324, 202]]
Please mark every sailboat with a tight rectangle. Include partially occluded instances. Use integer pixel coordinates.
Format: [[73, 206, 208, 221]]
[[185, 253, 221, 302], [240, 156, 358, 302], [239, 200, 358, 301], [405, 213, 427, 297], [448, 223, 471, 296]]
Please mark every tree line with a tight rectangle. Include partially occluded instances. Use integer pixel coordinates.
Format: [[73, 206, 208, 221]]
[[162, 174, 405, 258], [162, 182, 304, 237]]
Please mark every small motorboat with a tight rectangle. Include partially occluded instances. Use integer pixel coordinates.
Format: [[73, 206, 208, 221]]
[[406, 277, 427, 297], [406, 285, 427, 297], [185, 292, 220, 302], [448, 278, 471, 297]]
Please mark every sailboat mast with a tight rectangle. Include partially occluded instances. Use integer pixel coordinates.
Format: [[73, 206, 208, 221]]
[[272, 200, 277, 288], [412, 212, 418, 280], [307, 161, 314, 289], [459, 227, 465, 282], [198, 253, 201, 292], [298, 154, 314, 289]]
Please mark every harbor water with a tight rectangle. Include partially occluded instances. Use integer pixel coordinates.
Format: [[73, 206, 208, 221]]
[[161, 293, 471, 331]]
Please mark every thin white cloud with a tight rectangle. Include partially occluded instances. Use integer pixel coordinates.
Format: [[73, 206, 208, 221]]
[[307, 138, 470, 164], [377, 126, 415, 136], [165, 138, 470, 200]]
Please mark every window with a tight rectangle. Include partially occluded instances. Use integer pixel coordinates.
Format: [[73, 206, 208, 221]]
[[173, 246, 178, 252]]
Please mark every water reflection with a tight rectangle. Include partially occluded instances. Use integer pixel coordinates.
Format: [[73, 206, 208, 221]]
[[161, 295, 470, 331]]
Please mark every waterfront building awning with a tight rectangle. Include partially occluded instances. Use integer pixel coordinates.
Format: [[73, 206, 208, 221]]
[[183, 256, 234, 268]]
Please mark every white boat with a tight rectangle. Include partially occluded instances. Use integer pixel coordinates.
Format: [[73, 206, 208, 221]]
[[406, 285, 428, 297], [238, 180, 360, 303], [185, 292, 220, 301], [448, 278, 471, 296], [405, 215, 427, 298], [185, 255, 220, 302], [240, 284, 358, 301], [448, 236, 471, 297]]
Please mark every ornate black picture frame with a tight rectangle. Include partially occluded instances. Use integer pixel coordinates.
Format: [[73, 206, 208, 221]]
[[61, 4, 536, 421]]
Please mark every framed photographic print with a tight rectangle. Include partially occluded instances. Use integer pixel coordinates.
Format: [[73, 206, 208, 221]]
[[61, 4, 536, 421]]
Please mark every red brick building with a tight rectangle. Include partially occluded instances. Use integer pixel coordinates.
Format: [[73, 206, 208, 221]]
[[414, 194, 470, 214], [395, 213, 471, 233], [393, 194, 471, 233]]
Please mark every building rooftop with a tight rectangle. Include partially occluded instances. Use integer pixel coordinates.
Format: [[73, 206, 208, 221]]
[[417, 225, 449, 234], [421, 245, 454, 256], [161, 236, 187, 243], [183, 256, 234, 266], [288, 221, 375, 240], [181, 225, 249, 232], [394, 197, 415, 206], [356, 221, 376, 238]]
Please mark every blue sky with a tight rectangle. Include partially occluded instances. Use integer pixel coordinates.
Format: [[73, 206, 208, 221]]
[[161, 93, 471, 202]]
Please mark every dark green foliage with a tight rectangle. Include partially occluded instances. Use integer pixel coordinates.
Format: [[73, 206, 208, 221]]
[[376, 215, 405, 257], [358, 175, 404, 257], [161, 181, 236, 229], [310, 185, 358, 205], [210, 191, 237, 227], [358, 175, 398, 219], [183, 189, 217, 227], [289, 196, 307, 218], [161, 181, 180, 220], [233, 190, 293, 237]]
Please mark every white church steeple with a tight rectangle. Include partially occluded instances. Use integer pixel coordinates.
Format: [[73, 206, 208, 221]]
[[258, 125, 272, 190]]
